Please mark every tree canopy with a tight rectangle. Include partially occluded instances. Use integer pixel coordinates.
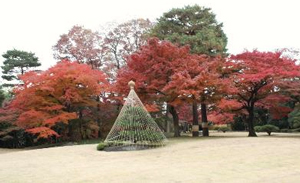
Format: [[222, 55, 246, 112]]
[[1, 49, 41, 82], [8, 60, 108, 139], [150, 5, 228, 136], [219, 50, 300, 136], [116, 38, 193, 136], [150, 5, 227, 56], [53, 25, 106, 69]]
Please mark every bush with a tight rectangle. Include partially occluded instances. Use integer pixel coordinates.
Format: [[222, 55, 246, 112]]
[[107, 141, 125, 146], [218, 126, 230, 133], [280, 128, 291, 133], [255, 125, 279, 136], [291, 128, 300, 132], [254, 126, 262, 132], [213, 126, 220, 131], [0, 127, 29, 148], [97, 142, 107, 151]]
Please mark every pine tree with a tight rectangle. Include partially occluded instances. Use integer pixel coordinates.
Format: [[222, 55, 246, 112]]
[[1, 49, 41, 85]]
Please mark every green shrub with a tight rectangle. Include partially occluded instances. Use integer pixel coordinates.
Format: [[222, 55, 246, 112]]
[[255, 125, 279, 136], [218, 126, 230, 133], [213, 126, 220, 131], [291, 128, 300, 132], [254, 126, 262, 132], [97, 142, 107, 151]]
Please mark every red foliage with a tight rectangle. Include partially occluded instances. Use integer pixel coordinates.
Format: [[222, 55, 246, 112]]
[[219, 50, 300, 135], [228, 50, 300, 109], [208, 111, 235, 124], [163, 55, 229, 103], [144, 104, 160, 113], [9, 60, 108, 139], [26, 127, 59, 139], [115, 38, 193, 136], [116, 37, 191, 105], [177, 104, 193, 123], [217, 99, 243, 111]]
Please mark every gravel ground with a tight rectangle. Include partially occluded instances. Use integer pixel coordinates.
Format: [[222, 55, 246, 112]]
[[1, 131, 300, 183]]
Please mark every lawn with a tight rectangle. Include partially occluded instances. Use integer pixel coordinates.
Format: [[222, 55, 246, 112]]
[[1, 131, 300, 183]]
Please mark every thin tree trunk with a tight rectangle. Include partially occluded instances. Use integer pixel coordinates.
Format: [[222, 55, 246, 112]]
[[192, 100, 199, 137], [79, 110, 84, 140], [201, 103, 209, 136], [166, 105, 170, 133], [247, 106, 257, 137], [21, 67, 24, 75], [96, 95, 101, 138], [168, 104, 180, 137]]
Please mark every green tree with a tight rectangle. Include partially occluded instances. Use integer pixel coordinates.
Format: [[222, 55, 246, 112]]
[[150, 5, 228, 136], [1, 49, 41, 82], [150, 5, 227, 56]]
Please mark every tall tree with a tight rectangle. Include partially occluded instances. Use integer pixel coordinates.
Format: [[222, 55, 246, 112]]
[[7, 60, 108, 140], [164, 55, 230, 136], [53, 25, 107, 69], [104, 19, 153, 75], [116, 38, 192, 137], [1, 49, 40, 83], [150, 5, 228, 136], [220, 50, 300, 136], [150, 5, 227, 56]]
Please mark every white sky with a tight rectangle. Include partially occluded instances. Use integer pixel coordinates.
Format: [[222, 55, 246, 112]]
[[0, 0, 300, 73]]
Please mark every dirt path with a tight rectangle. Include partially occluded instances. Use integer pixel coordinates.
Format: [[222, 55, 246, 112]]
[[1, 132, 300, 183]]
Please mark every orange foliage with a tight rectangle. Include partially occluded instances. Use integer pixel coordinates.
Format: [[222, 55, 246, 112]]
[[26, 127, 59, 139], [144, 104, 160, 113], [208, 111, 235, 124], [116, 37, 192, 105], [9, 60, 108, 139], [228, 50, 300, 111], [217, 99, 243, 111], [216, 50, 300, 134]]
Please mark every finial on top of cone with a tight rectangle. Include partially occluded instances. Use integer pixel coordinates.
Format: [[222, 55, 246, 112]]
[[128, 80, 135, 90]]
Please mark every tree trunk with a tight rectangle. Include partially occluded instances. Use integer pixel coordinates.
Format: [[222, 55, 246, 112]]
[[79, 110, 84, 140], [201, 103, 209, 136], [192, 100, 199, 137], [68, 119, 82, 142], [96, 95, 101, 138], [247, 106, 257, 137], [21, 67, 24, 75], [166, 105, 170, 133], [168, 104, 180, 137]]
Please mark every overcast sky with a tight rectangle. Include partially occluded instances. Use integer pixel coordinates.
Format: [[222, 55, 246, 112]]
[[1, 0, 300, 72]]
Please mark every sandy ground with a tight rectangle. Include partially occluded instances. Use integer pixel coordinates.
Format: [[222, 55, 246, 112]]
[[1, 131, 300, 183]]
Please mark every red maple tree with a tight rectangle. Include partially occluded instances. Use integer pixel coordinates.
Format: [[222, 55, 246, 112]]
[[9, 60, 108, 139], [218, 50, 300, 136], [116, 38, 192, 137], [163, 55, 231, 136]]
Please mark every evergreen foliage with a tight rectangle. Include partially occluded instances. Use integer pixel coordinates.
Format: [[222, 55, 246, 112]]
[[150, 5, 227, 56], [1, 49, 40, 82], [254, 125, 279, 136]]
